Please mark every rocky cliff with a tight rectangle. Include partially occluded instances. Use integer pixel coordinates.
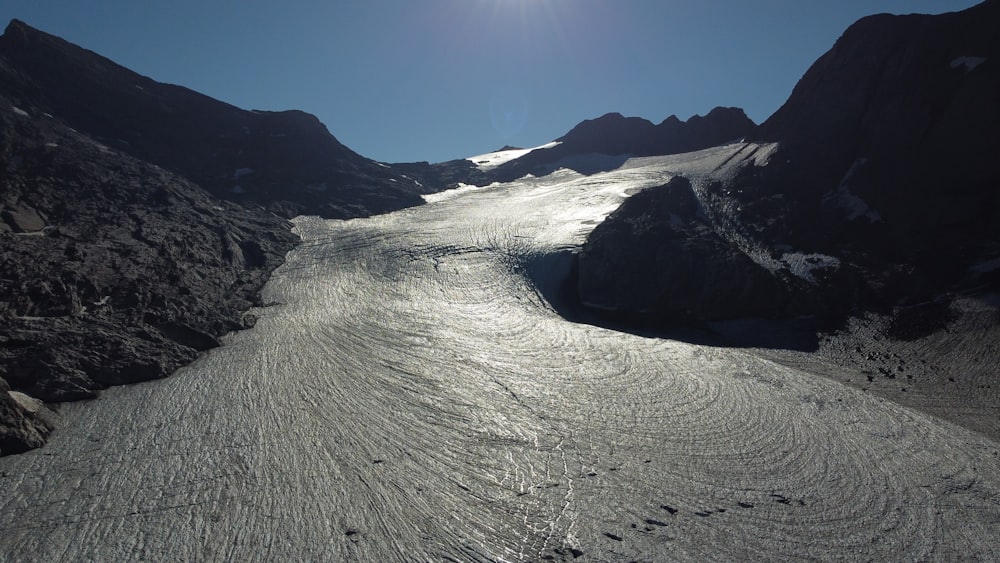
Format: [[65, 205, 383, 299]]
[[577, 1, 1000, 333]]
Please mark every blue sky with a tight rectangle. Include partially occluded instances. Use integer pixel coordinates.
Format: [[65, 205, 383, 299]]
[[1, 1, 983, 163]]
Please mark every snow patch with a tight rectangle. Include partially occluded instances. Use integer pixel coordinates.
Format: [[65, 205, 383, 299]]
[[400, 174, 423, 188], [780, 252, 840, 284], [825, 158, 881, 222], [971, 256, 1000, 273], [11, 106, 29, 117], [950, 56, 987, 72], [423, 183, 493, 204], [467, 141, 561, 170], [749, 142, 779, 167], [233, 168, 254, 179]]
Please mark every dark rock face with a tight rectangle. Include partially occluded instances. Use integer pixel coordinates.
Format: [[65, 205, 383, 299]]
[[578, 1, 1000, 328], [0, 90, 300, 404], [0, 20, 444, 454], [491, 107, 755, 181], [578, 177, 785, 323], [750, 0, 1000, 254]]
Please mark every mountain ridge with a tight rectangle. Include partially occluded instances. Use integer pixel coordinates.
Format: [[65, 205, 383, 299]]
[[0, 18, 431, 219], [485, 106, 755, 180]]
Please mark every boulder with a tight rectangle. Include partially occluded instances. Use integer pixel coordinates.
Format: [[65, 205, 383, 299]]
[[1, 203, 45, 232], [0, 376, 53, 456]]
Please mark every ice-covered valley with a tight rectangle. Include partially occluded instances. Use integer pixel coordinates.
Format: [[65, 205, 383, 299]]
[[1, 146, 999, 562]]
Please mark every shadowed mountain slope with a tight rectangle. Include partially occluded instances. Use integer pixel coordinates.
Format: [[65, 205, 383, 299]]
[[578, 1, 1000, 331], [0, 19, 432, 219]]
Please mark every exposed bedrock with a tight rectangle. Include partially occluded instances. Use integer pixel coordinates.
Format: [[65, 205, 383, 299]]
[[577, 177, 860, 327], [0, 93, 300, 411]]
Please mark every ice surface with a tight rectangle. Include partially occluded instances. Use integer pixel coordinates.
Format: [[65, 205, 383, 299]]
[[10, 106, 28, 117], [2, 145, 998, 561]]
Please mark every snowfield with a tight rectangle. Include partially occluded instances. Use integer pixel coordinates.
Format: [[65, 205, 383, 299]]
[[1, 146, 998, 561], [467, 141, 561, 169]]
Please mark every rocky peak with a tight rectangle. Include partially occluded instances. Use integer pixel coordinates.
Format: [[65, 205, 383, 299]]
[[556, 112, 658, 156]]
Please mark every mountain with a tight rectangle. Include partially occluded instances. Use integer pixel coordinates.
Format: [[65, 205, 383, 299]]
[[390, 108, 756, 203], [557, 107, 754, 156], [0, 19, 444, 455], [485, 107, 755, 181], [0, 19, 433, 219], [577, 1, 1000, 335]]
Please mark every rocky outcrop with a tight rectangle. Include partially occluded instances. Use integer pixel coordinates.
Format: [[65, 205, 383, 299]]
[[0, 376, 52, 456], [0, 88, 301, 404], [578, 177, 784, 323], [577, 1, 1000, 329]]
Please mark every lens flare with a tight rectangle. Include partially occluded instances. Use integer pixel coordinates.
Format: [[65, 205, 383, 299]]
[[489, 86, 528, 139]]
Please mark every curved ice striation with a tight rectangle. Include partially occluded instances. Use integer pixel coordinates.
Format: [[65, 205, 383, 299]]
[[2, 147, 999, 561]]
